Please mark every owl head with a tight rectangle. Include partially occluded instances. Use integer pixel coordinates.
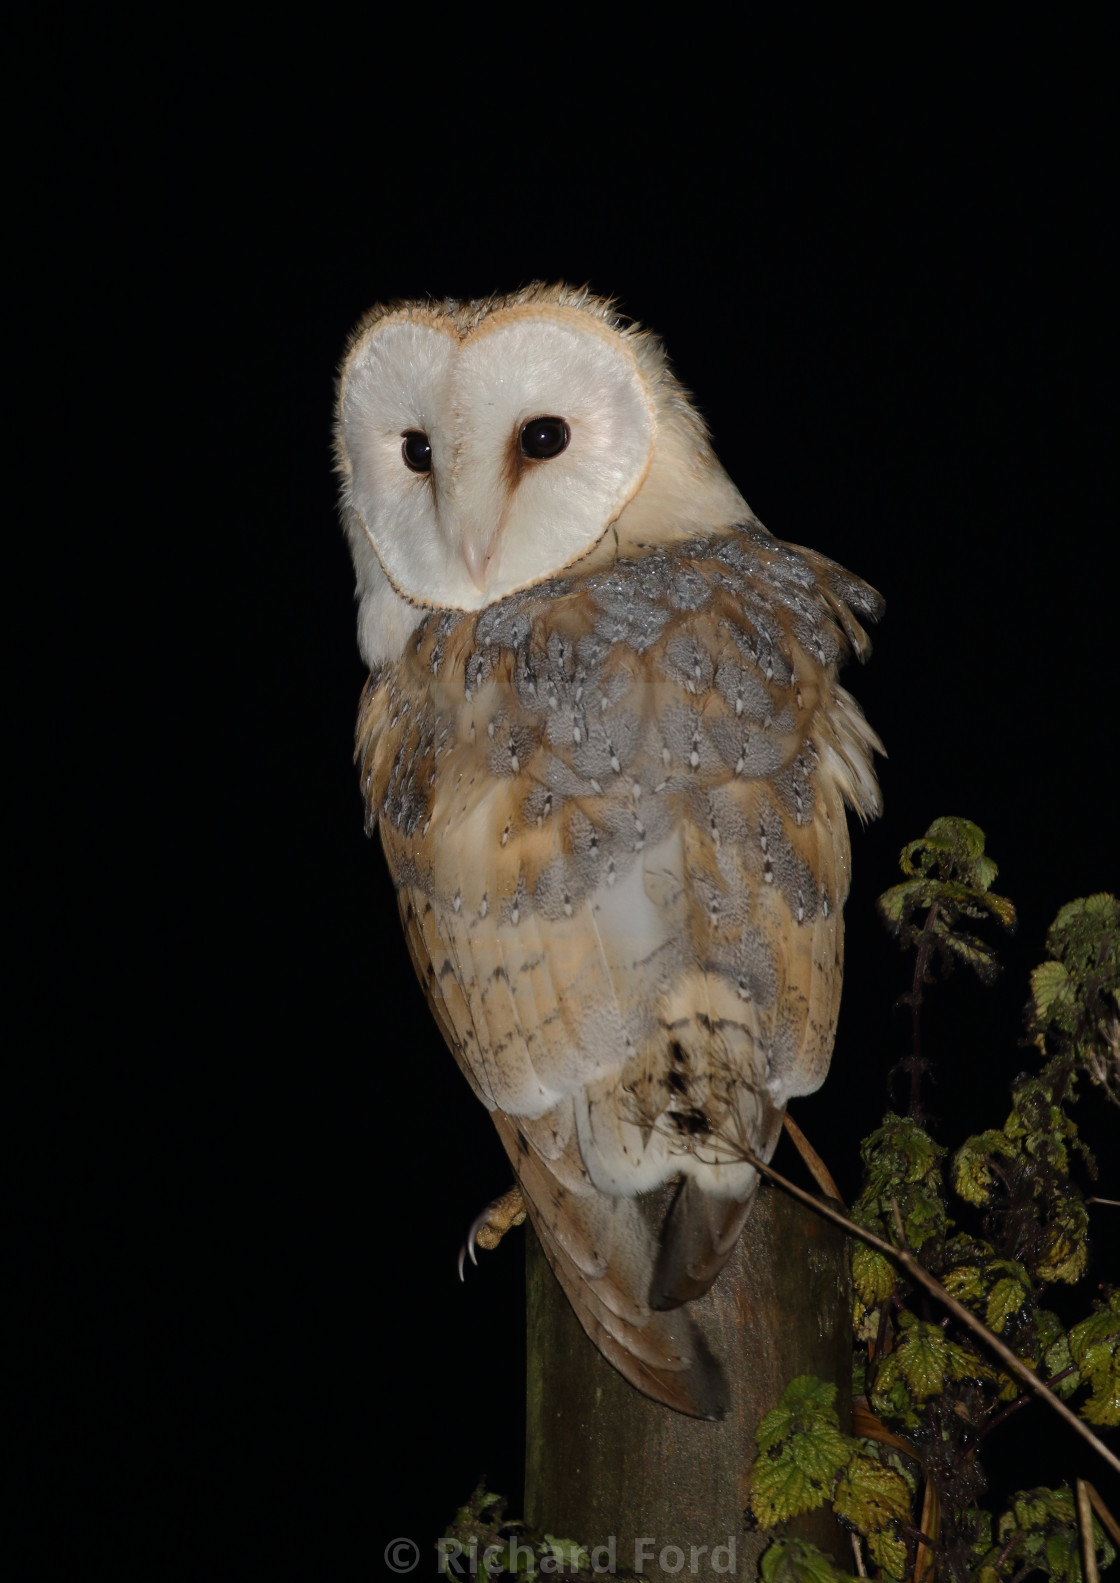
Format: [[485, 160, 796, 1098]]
[[335, 284, 751, 666]]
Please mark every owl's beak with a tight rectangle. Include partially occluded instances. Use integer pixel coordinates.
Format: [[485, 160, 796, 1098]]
[[461, 526, 500, 592]]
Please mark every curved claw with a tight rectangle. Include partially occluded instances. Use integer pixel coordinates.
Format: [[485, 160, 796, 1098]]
[[457, 1208, 489, 1282], [456, 1187, 527, 1281]]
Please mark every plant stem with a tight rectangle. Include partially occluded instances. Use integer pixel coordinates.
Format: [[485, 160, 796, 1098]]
[[989, 1524, 1021, 1569], [1078, 1480, 1100, 1583], [907, 902, 938, 1118]]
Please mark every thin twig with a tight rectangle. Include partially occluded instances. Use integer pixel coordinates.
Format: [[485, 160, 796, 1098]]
[[906, 901, 939, 1118], [980, 1363, 1081, 1441], [1078, 1480, 1099, 1583], [1084, 1483, 1119, 1546], [737, 1145, 1120, 1477], [979, 1394, 1031, 1440], [849, 1532, 867, 1578], [913, 1477, 940, 1583], [994, 1528, 1024, 1573], [782, 1112, 845, 1204]]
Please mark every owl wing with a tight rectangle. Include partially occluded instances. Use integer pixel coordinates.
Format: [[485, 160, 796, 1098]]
[[359, 526, 882, 1417]]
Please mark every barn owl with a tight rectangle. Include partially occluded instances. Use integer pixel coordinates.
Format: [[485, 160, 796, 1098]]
[[335, 284, 883, 1419]]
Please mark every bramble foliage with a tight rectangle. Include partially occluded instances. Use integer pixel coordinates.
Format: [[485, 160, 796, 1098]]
[[751, 1375, 854, 1525], [760, 1536, 860, 1583], [1028, 894, 1120, 1107], [876, 817, 1016, 985], [752, 821, 1118, 1583], [440, 1483, 603, 1579], [971, 1486, 1115, 1583], [748, 1377, 913, 1575]]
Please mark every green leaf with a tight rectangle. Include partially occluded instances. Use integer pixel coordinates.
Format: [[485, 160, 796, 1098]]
[[986, 1276, 1028, 1334], [1035, 1198, 1090, 1285], [900, 818, 990, 882], [1079, 1365, 1119, 1426], [864, 1527, 908, 1580], [979, 1484, 1117, 1581], [1067, 1297, 1120, 1424], [750, 1377, 851, 1526], [1068, 1294, 1120, 1362], [877, 820, 1015, 981], [852, 1243, 897, 1307], [833, 1453, 912, 1580], [1046, 893, 1120, 973], [1035, 1307, 1066, 1354], [895, 1316, 949, 1400], [760, 1538, 859, 1583], [952, 1129, 1017, 1206], [938, 924, 1003, 982], [1030, 959, 1072, 1024], [1043, 1331, 1080, 1396], [755, 1376, 839, 1450], [945, 1335, 995, 1385], [868, 1353, 920, 1431], [750, 1435, 849, 1527], [541, 1536, 590, 1570], [943, 1263, 984, 1303], [832, 1452, 912, 1528]]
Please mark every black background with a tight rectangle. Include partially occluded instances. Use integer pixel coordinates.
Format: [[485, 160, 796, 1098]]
[[25, 21, 1117, 1577]]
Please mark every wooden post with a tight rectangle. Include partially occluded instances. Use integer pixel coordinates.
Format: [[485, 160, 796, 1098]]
[[525, 1182, 851, 1580]]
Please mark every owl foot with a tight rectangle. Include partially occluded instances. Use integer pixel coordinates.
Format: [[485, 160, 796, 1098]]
[[457, 1185, 527, 1280]]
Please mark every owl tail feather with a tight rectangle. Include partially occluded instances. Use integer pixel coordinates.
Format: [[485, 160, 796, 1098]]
[[492, 1112, 730, 1419], [525, 1195, 731, 1422], [648, 1179, 757, 1312]]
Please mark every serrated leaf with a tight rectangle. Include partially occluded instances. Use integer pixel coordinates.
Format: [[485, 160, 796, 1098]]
[[1043, 1332, 1081, 1398], [896, 1319, 949, 1400], [852, 1244, 897, 1307], [970, 1512, 994, 1556], [1030, 960, 1072, 1023], [1035, 1308, 1065, 1353], [945, 1335, 995, 1385], [750, 1377, 851, 1526], [750, 1436, 847, 1526], [986, 1277, 1028, 1333], [1007, 1486, 1072, 1531], [760, 1538, 859, 1583], [876, 883, 914, 926], [940, 927, 1001, 981], [1074, 1314, 1119, 1424], [1068, 1304, 1120, 1363], [975, 853, 999, 891], [1043, 1530, 1081, 1582], [943, 1264, 984, 1303], [834, 1454, 912, 1579], [953, 1131, 1015, 1206], [1035, 1199, 1090, 1285], [902, 1189, 948, 1250], [1046, 893, 1120, 968], [541, 1535, 590, 1569], [868, 1355, 920, 1429], [1080, 1373, 1120, 1426], [864, 1526, 908, 1580], [832, 1453, 912, 1532], [755, 1375, 840, 1450]]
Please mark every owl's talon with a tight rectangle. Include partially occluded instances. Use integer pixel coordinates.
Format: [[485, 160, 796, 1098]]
[[457, 1186, 527, 1280]]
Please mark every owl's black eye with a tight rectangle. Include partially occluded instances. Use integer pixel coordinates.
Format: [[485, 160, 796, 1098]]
[[520, 416, 570, 460], [401, 430, 432, 473]]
